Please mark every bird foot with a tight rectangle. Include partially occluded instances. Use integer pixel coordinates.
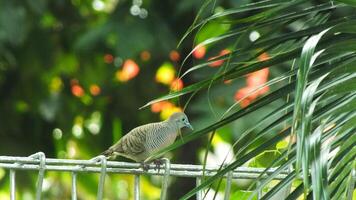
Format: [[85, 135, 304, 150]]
[[153, 159, 164, 172], [141, 162, 150, 171], [140, 159, 165, 172]]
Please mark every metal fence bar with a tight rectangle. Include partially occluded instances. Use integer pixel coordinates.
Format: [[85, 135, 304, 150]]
[[196, 177, 202, 200], [91, 156, 107, 200], [10, 169, 16, 200], [29, 152, 46, 200], [71, 172, 77, 200], [0, 156, 288, 176], [0, 162, 288, 180], [134, 175, 140, 200], [257, 180, 262, 199], [160, 158, 171, 200], [223, 170, 233, 200], [0, 153, 292, 200]]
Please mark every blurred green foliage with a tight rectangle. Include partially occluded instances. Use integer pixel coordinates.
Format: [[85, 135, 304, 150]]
[[0, 0, 207, 199]]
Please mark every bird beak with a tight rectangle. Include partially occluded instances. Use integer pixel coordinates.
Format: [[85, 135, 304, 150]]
[[185, 122, 194, 130]]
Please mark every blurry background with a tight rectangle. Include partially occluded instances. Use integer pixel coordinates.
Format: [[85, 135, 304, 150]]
[[0, 0, 286, 199]]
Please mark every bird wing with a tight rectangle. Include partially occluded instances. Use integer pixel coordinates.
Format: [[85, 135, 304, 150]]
[[110, 123, 157, 156]]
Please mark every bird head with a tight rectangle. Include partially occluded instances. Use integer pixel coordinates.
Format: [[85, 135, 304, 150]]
[[168, 112, 193, 130]]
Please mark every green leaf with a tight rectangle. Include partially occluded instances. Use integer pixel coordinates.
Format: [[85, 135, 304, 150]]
[[179, 128, 291, 200], [291, 28, 330, 173], [334, 0, 356, 7]]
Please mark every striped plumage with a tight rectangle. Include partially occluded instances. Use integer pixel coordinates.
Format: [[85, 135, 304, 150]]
[[101, 112, 193, 163]]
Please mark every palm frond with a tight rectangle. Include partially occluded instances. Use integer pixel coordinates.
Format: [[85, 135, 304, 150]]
[[144, 1, 356, 199]]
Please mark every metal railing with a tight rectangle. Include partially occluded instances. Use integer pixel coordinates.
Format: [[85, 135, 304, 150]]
[[0, 152, 289, 200]]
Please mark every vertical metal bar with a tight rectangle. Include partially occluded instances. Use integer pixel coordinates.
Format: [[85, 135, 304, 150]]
[[196, 177, 202, 200], [224, 170, 233, 200], [30, 152, 46, 200], [160, 158, 171, 200], [257, 180, 262, 199], [90, 155, 107, 200], [10, 169, 16, 200], [37, 153, 45, 200], [134, 175, 140, 200], [71, 172, 77, 200]]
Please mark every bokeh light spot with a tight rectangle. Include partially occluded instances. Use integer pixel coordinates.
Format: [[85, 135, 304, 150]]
[[155, 62, 175, 85], [116, 59, 140, 82], [15, 100, 29, 112], [130, 5, 141, 16], [92, 0, 105, 11], [160, 106, 182, 120], [208, 49, 231, 67], [139, 8, 148, 19], [53, 128, 63, 140], [140, 51, 151, 61], [249, 31, 260, 42], [224, 79, 232, 84], [114, 57, 123, 67], [42, 178, 52, 192], [70, 79, 79, 86], [49, 76, 63, 93], [169, 50, 180, 62], [234, 52, 270, 107], [258, 85, 270, 95], [90, 84, 101, 96], [85, 111, 102, 135], [246, 71, 268, 87], [192, 44, 206, 59], [67, 140, 78, 158], [104, 54, 114, 64], [258, 52, 270, 61], [150, 101, 174, 113], [234, 87, 257, 102], [72, 124, 83, 138], [72, 116, 84, 138], [133, 0, 143, 6], [71, 85, 84, 97], [170, 78, 183, 91]]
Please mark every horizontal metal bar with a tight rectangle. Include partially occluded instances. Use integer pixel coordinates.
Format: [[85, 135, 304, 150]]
[[0, 156, 287, 175], [0, 162, 287, 180]]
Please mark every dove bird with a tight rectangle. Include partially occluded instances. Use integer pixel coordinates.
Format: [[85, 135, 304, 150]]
[[101, 112, 193, 166]]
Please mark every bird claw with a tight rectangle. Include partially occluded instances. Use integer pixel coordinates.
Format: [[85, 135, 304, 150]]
[[141, 162, 150, 171], [140, 159, 164, 172], [153, 159, 164, 172]]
